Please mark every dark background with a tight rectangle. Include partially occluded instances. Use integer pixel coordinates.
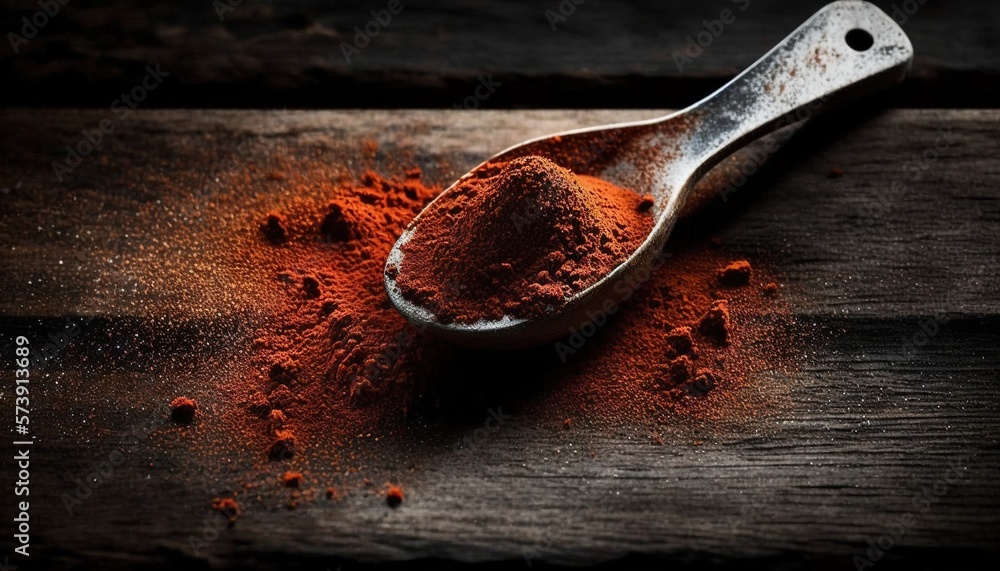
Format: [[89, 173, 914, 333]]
[[1, 0, 997, 109]]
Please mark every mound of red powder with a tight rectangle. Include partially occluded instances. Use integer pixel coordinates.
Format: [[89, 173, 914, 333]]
[[392, 156, 654, 323]]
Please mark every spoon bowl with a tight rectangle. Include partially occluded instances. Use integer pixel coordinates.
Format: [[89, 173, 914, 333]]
[[385, 0, 913, 349]]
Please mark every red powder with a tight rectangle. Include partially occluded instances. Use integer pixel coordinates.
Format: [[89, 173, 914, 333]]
[[763, 282, 779, 296], [637, 194, 655, 212], [392, 155, 653, 323], [661, 355, 695, 387], [157, 144, 806, 517], [225, 161, 802, 467], [169, 396, 197, 424], [268, 357, 299, 385], [246, 391, 271, 418], [385, 483, 404, 507], [266, 409, 287, 431], [282, 471, 304, 487], [267, 430, 296, 461], [211, 497, 240, 525], [95, 125, 807, 522], [718, 260, 752, 287], [689, 371, 718, 396], [261, 212, 287, 244], [664, 326, 694, 357], [698, 300, 731, 345]]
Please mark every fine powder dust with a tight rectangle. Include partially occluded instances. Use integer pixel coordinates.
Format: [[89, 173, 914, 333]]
[[144, 141, 806, 515], [391, 155, 654, 323], [233, 150, 803, 469]]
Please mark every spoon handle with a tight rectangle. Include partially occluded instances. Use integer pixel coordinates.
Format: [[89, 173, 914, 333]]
[[676, 0, 913, 179]]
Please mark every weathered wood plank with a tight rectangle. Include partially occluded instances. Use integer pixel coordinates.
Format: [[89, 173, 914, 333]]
[[8, 323, 1000, 567], [0, 0, 997, 108]]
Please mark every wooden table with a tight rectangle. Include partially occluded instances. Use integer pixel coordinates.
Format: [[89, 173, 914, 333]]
[[1, 1, 999, 569], [1, 106, 998, 569]]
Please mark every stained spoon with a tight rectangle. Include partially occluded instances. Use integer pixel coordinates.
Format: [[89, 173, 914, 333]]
[[384, 0, 913, 349]]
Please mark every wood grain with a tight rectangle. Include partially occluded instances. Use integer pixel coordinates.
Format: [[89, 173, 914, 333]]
[[1, 0, 998, 108], [0, 108, 998, 569]]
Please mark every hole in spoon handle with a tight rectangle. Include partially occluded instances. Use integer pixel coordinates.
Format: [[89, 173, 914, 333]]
[[678, 0, 913, 175]]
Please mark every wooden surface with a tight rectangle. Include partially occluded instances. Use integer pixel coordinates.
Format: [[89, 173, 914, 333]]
[[0, 107, 998, 569], [1, 0, 999, 108]]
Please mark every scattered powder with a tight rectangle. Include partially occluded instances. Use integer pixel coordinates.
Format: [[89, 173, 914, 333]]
[[211, 497, 240, 525], [282, 471, 304, 488], [229, 158, 804, 486], [119, 139, 806, 516], [385, 484, 404, 508], [261, 212, 287, 244], [267, 429, 297, 461]]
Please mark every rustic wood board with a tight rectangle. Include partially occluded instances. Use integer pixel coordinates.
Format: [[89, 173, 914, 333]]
[[1, 0, 998, 108], [0, 108, 998, 570]]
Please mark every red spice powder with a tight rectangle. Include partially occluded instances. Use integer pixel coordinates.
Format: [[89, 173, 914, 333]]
[[230, 156, 801, 458], [151, 139, 806, 514], [211, 497, 240, 525], [392, 155, 653, 323], [698, 299, 732, 345], [98, 119, 812, 522], [718, 260, 752, 287], [267, 429, 297, 461], [385, 483, 404, 507], [664, 326, 694, 357], [261, 212, 287, 244], [282, 471, 304, 488], [169, 396, 197, 424]]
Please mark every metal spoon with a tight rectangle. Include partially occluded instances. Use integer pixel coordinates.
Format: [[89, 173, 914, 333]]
[[384, 0, 912, 349]]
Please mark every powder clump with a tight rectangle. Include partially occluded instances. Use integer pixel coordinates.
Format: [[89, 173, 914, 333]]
[[261, 212, 287, 243], [385, 484, 404, 508], [282, 471, 304, 488], [689, 371, 718, 396], [661, 355, 695, 388], [664, 326, 695, 357], [169, 396, 197, 424], [211, 497, 240, 525], [718, 260, 752, 287], [268, 429, 297, 461], [320, 202, 354, 241], [394, 155, 653, 324], [698, 299, 731, 345]]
